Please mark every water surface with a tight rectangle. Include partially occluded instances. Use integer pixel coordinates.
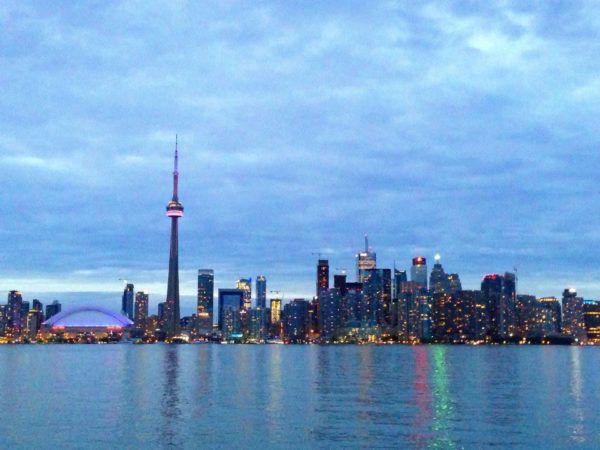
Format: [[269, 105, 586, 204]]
[[0, 345, 598, 449]]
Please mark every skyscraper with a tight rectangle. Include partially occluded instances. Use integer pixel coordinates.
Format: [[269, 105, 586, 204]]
[[236, 278, 252, 310], [121, 283, 134, 320], [164, 139, 184, 338], [319, 288, 342, 341], [7, 290, 23, 337], [218, 289, 244, 336], [411, 257, 428, 291], [197, 269, 214, 320], [429, 254, 448, 294], [45, 300, 61, 321], [356, 235, 376, 283], [562, 288, 586, 342], [270, 297, 282, 337], [317, 260, 329, 295], [256, 275, 267, 309], [134, 291, 149, 337], [282, 299, 310, 343]]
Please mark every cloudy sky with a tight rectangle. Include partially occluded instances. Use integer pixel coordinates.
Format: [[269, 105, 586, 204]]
[[1, 1, 599, 313]]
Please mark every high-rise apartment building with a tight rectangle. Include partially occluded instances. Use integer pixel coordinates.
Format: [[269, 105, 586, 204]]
[[256, 275, 267, 309], [134, 291, 149, 337], [319, 288, 342, 341], [121, 283, 134, 320], [197, 269, 214, 323], [7, 291, 23, 336], [562, 288, 586, 342]]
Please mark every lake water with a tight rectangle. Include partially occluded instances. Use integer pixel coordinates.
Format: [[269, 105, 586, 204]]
[[0, 344, 598, 449]]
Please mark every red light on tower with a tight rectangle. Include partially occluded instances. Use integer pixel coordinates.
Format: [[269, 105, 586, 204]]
[[412, 256, 426, 266]]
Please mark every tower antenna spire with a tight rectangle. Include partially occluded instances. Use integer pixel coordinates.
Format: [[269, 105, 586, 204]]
[[175, 134, 178, 173], [364, 234, 369, 252], [172, 135, 179, 200]]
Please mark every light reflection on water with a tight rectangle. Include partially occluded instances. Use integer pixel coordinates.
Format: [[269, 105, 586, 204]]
[[0, 345, 599, 449]]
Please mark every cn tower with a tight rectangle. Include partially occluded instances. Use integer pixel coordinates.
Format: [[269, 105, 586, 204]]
[[164, 137, 184, 338]]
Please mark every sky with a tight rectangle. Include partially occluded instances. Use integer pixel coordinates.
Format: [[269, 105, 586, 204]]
[[1, 1, 600, 314]]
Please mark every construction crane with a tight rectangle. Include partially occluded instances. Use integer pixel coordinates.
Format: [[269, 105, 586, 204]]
[[311, 252, 323, 260], [269, 290, 283, 299], [335, 267, 347, 275]]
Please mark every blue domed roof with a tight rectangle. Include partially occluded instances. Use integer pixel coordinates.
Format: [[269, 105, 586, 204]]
[[43, 306, 133, 328]]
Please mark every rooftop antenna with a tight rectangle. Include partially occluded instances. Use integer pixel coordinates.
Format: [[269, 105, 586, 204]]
[[364, 234, 369, 252]]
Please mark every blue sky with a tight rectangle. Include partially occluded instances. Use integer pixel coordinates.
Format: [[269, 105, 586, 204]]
[[1, 1, 600, 314]]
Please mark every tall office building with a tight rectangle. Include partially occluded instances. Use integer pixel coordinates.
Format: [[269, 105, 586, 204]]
[[45, 300, 61, 321], [7, 290, 23, 336], [562, 288, 586, 342], [429, 254, 448, 294], [356, 235, 376, 283], [197, 269, 214, 321], [29, 299, 44, 338], [447, 273, 462, 294], [164, 139, 184, 338], [236, 278, 252, 310], [393, 269, 408, 300], [256, 275, 267, 309], [480, 273, 516, 340], [134, 291, 149, 337], [121, 283, 134, 320], [411, 257, 428, 291], [317, 260, 329, 295], [158, 301, 167, 327], [396, 282, 421, 342], [20, 301, 30, 328], [218, 289, 244, 337]]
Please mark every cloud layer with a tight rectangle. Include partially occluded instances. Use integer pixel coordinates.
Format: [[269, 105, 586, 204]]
[[1, 1, 600, 312]]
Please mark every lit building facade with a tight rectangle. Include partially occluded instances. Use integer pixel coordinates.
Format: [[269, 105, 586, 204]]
[[197, 269, 214, 332], [356, 235, 376, 283], [583, 300, 600, 342], [236, 278, 252, 310], [411, 257, 428, 291], [562, 288, 586, 342]]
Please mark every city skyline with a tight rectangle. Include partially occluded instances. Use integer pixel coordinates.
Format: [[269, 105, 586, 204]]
[[2, 2, 600, 302]]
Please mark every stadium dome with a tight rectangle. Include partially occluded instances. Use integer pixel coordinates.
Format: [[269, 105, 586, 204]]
[[43, 306, 133, 329]]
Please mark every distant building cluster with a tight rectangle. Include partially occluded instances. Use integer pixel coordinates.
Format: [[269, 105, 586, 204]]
[[2, 240, 600, 344]]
